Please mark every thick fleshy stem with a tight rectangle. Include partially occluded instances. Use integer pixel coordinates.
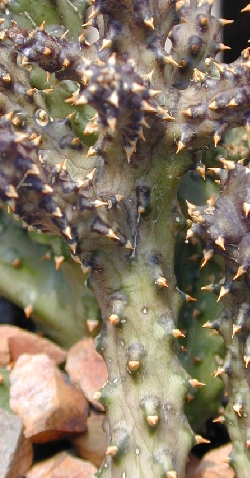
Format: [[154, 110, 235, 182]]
[[188, 162, 250, 477], [89, 149, 196, 477]]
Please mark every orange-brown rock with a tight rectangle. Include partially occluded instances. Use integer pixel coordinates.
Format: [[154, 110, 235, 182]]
[[0, 325, 66, 366], [193, 444, 234, 478], [26, 451, 97, 478], [0, 409, 33, 478], [66, 338, 108, 412], [9, 354, 89, 443], [72, 412, 107, 467]]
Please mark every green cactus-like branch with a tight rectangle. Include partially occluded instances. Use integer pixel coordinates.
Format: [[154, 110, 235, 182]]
[[1, 1, 250, 477]]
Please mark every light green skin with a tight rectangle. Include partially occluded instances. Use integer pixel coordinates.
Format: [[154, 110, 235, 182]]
[[9, 0, 89, 38], [89, 141, 195, 477], [0, 209, 100, 348]]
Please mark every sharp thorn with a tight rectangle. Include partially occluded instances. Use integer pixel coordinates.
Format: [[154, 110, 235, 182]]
[[233, 265, 247, 280], [215, 236, 225, 251], [195, 435, 211, 445], [189, 379, 206, 388], [54, 255, 65, 270], [143, 17, 154, 29]]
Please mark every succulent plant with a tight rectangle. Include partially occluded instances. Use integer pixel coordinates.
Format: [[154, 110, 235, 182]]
[[0, 206, 100, 348], [1, 1, 250, 477], [188, 160, 250, 477]]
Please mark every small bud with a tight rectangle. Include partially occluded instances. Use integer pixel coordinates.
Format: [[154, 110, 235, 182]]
[[155, 276, 168, 288], [233, 403, 242, 417], [166, 471, 178, 478], [93, 391, 101, 402], [87, 320, 99, 332], [12, 258, 21, 268], [146, 415, 159, 426], [143, 17, 154, 29], [108, 314, 120, 325], [106, 445, 118, 456], [24, 304, 33, 318], [62, 58, 70, 68], [128, 360, 140, 371], [43, 47, 51, 56]]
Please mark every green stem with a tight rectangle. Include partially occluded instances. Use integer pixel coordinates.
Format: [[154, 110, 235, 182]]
[[90, 151, 195, 477]]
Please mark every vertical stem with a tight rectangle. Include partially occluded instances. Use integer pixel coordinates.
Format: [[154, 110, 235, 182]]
[[90, 152, 195, 477]]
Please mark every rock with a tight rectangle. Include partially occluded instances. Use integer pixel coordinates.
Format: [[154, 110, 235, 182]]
[[193, 444, 234, 478], [186, 453, 200, 478], [66, 338, 108, 412], [10, 354, 89, 443], [0, 335, 10, 366], [0, 409, 33, 478], [0, 325, 66, 366], [72, 412, 107, 467], [26, 451, 97, 478]]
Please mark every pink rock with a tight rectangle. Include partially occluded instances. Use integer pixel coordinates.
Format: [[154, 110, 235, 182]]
[[10, 354, 89, 443], [66, 338, 108, 411], [72, 412, 107, 467], [0, 335, 10, 366], [186, 453, 200, 478], [26, 451, 97, 478], [0, 325, 66, 366], [193, 444, 234, 478]]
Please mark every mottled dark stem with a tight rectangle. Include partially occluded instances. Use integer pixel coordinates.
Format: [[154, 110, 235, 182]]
[[219, 271, 250, 478], [188, 163, 250, 477]]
